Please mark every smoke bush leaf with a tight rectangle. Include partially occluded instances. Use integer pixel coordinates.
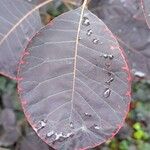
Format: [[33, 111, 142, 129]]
[[20, 131, 50, 150], [141, 0, 150, 29], [0, 0, 53, 79], [90, 0, 150, 78], [18, 5, 131, 150]]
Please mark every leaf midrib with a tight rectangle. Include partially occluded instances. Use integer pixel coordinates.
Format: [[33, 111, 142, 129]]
[[70, 0, 88, 121]]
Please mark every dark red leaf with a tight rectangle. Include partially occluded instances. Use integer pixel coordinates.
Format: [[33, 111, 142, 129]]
[[18, 7, 131, 149], [0, 109, 16, 130], [0, 127, 20, 147], [20, 132, 51, 150], [90, 0, 150, 78], [141, 0, 150, 28], [0, 0, 52, 79]]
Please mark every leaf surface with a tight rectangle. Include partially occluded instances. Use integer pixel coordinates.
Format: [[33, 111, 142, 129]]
[[20, 131, 50, 150], [18, 7, 131, 150], [141, 0, 150, 28], [0, 0, 52, 79], [90, 0, 150, 78]]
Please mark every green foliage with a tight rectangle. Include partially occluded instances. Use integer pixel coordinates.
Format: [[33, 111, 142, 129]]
[[0, 77, 7, 92], [137, 141, 150, 150], [133, 130, 144, 140], [109, 139, 118, 150], [47, 3, 68, 17], [118, 140, 129, 150], [0, 76, 16, 94], [133, 122, 141, 130], [132, 80, 150, 101], [133, 122, 144, 140]]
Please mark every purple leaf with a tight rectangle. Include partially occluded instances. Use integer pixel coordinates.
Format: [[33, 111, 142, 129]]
[[0, 0, 53, 79], [90, 0, 150, 78], [141, 0, 150, 28], [0, 127, 20, 147], [0, 109, 16, 130], [20, 131, 51, 150], [18, 6, 131, 150]]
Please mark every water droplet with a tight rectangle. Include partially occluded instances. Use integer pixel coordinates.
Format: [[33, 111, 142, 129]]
[[66, 133, 74, 137], [65, 132, 74, 138], [78, 37, 82, 41], [103, 88, 111, 98], [84, 112, 92, 117], [109, 55, 114, 59], [55, 132, 63, 141], [70, 122, 74, 128], [134, 71, 145, 78], [36, 120, 46, 132], [33, 127, 38, 132], [92, 39, 99, 44], [87, 29, 92, 36], [40, 121, 46, 127], [52, 132, 65, 144], [103, 54, 108, 59], [105, 77, 114, 84], [94, 125, 100, 130], [82, 17, 90, 26], [46, 131, 54, 138], [53, 132, 74, 143], [103, 54, 114, 59]]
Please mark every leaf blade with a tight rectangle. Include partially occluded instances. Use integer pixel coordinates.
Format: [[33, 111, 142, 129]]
[[0, 0, 53, 79], [141, 0, 150, 29], [18, 7, 131, 150]]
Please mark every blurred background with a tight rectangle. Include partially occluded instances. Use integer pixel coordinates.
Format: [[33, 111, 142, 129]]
[[0, 0, 150, 150]]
